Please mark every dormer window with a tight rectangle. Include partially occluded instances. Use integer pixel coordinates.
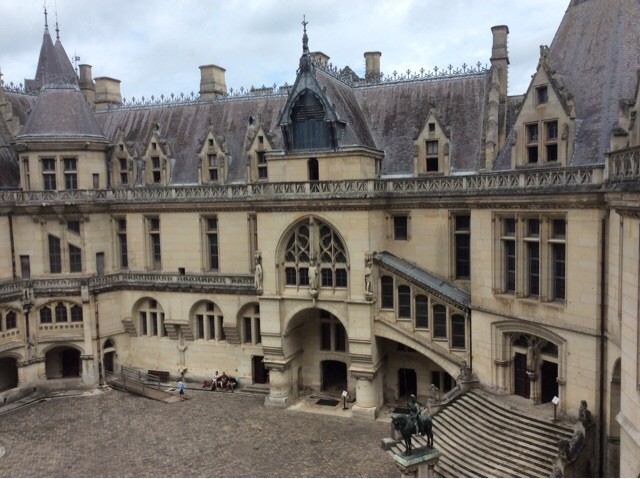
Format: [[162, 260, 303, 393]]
[[428, 123, 436, 133], [527, 124, 539, 164], [118, 158, 128, 184], [208, 139, 213, 147], [258, 135, 264, 145], [426, 140, 439, 172], [151, 157, 161, 183], [291, 90, 332, 150], [536, 86, 548, 105], [119, 144, 124, 152], [152, 142, 157, 150], [257, 152, 268, 180], [546, 121, 558, 162], [208, 154, 218, 181]]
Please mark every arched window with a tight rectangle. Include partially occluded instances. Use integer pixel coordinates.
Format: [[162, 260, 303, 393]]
[[308, 158, 319, 181], [433, 305, 447, 338], [241, 303, 261, 345], [451, 314, 466, 348], [415, 295, 429, 328], [55, 302, 68, 323], [40, 306, 52, 324], [381, 276, 394, 309], [398, 285, 411, 318], [137, 299, 166, 337], [192, 301, 225, 342], [70, 305, 83, 323], [290, 90, 332, 150], [283, 218, 348, 290]]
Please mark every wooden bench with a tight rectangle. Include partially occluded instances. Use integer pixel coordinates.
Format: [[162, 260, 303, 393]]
[[147, 370, 170, 383]]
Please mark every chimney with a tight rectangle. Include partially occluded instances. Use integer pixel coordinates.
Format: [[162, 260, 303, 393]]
[[490, 25, 509, 150], [364, 51, 382, 83], [94, 77, 122, 110], [78, 64, 95, 105], [311, 51, 330, 68], [199, 64, 227, 99]]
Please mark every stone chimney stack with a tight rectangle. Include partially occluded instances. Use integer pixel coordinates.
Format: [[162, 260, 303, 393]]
[[78, 64, 95, 106], [364, 51, 382, 83], [311, 51, 330, 68], [490, 25, 509, 151], [199, 65, 227, 99], [94, 77, 122, 110]]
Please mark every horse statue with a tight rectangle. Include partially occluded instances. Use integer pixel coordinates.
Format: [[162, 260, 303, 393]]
[[391, 411, 434, 455]]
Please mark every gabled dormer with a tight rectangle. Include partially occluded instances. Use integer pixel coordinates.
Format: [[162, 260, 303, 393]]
[[624, 73, 640, 149], [414, 108, 450, 175], [511, 46, 576, 168], [142, 126, 171, 186], [197, 125, 227, 184], [246, 123, 274, 182], [110, 126, 137, 187]]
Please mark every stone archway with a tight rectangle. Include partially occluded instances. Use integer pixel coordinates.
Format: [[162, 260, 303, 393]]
[[0, 357, 19, 391], [45, 346, 81, 379]]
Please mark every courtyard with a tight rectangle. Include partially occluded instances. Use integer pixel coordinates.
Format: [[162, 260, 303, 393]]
[[0, 389, 398, 477]]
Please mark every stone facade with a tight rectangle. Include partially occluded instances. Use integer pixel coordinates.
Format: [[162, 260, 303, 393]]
[[0, 1, 639, 476]]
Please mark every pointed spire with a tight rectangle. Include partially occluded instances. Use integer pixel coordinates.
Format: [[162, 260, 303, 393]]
[[43, 2, 48, 30], [302, 15, 309, 54], [54, 2, 60, 41]]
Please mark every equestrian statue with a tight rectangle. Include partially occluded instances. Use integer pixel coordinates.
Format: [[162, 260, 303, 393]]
[[391, 394, 434, 455]]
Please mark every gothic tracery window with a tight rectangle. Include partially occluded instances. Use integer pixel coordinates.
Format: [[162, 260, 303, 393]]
[[283, 218, 348, 290]]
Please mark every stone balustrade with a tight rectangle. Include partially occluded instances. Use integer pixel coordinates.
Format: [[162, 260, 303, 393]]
[[0, 165, 606, 207], [607, 145, 640, 181], [0, 272, 256, 302]]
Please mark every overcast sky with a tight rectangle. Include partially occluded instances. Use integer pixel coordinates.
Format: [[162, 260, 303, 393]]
[[0, 1, 569, 100]]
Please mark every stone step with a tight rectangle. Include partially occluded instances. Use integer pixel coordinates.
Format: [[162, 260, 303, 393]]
[[432, 436, 493, 478], [241, 385, 269, 396], [459, 394, 570, 449], [433, 412, 551, 477], [468, 390, 574, 436], [445, 399, 561, 457]]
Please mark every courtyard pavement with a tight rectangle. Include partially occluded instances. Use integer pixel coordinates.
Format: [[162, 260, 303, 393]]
[[0, 389, 398, 477]]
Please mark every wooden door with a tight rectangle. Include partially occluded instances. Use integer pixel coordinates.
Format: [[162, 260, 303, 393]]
[[514, 353, 530, 398], [252, 356, 268, 384], [540, 361, 558, 404]]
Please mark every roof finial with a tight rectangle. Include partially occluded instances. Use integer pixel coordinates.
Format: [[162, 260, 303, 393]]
[[54, 0, 60, 41], [302, 15, 309, 54], [43, 1, 49, 29]]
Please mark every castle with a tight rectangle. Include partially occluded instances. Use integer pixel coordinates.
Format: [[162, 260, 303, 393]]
[[0, 1, 639, 476]]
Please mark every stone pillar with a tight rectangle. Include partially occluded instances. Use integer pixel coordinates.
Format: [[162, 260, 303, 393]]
[[352, 376, 378, 419], [264, 367, 292, 407]]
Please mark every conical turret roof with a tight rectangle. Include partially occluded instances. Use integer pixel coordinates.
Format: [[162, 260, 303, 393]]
[[24, 26, 77, 93]]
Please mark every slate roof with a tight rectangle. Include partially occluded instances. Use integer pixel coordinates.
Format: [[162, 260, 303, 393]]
[[374, 251, 471, 310], [16, 85, 107, 142], [355, 74, 489, 174], [24, 27, 77, 92], [0, 114, 18, 187]]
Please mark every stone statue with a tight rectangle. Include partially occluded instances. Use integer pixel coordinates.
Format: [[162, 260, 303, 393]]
[[458, 360, 473, 382], [364, 258, 373, 296], [308, 255, 319, 293], [526, 336, 538, 373], [254, 252, 263, 291], [578, 400, 593, 428]]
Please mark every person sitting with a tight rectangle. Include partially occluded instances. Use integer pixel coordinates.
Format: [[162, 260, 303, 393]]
[[217, 372, 229, 390], [202, 379, 213, 389], [211, 371, 220, 391], [226, 376, 238, 392]]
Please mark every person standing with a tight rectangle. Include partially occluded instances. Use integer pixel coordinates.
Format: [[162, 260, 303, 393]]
[[177, 379, 186, 400]]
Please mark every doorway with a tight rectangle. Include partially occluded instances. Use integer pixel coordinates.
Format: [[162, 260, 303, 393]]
[[398, 368, 417, 398], [321, 360, 347, 393], [0, 357, 18, 391], [252, 355, 269, 384], [514, 352, 530, 398], [540, 360, 558, 404], [104, 351, 115, 374], [61, 349, 80, 377]]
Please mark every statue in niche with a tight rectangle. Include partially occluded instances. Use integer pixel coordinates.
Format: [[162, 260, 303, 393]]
[[364, 258, 373, 297], [308, 254, 319, 297], [254, 252, 263, 292], [526, 336, 539, 373]]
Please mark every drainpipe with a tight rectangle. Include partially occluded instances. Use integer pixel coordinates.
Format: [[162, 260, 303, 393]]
[[598, 210, 609, 477], [8, 213, 16, 280], [94, 292, 104, 386]]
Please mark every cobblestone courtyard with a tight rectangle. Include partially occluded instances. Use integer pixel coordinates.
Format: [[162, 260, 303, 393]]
[[0, 389, 398, 477]]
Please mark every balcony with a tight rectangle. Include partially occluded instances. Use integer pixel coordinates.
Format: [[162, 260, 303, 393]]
[[607, 145, 640, 181]]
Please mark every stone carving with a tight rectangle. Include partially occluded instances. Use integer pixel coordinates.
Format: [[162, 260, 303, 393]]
[[540, 44, 550, 60], [558, 430, 585, 462], [308, 254, 319, 297], [457, 360, 474, 382], [526, 336, 539, 374], [254, 252, 263, 292], [578, 400, 593, 428], [21, 286, 34, 312], [364, 256, 373, 299], [428, 384, 444, 404]]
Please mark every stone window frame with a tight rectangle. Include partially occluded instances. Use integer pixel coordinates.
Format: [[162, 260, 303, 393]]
[[200, 215, 220, 272], [62, 157, 78, 191], [492, 212, 567, 303], [0, 309, 19, 332], [449, 211, 471, 281], [241, 303, 261, 345], [40, 156, 57, 191], [112, 216, 128, 270], [413, 110, 450, 176], [21, 157, 30, 191], [145, 216, 162, 271], [37, 301, 83, 325], [192, 300, 225, 342], [198, 131, 227, 185], [136, 298, 167, 338], [318, 310, 347, 353], [387, 212, 411, 241]]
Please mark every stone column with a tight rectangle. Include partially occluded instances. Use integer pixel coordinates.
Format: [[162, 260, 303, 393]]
[[352, 376, 378, 419], [264, 366, 291, 407]]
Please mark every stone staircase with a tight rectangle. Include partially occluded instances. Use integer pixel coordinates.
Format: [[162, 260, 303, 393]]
[[432, 389, 573, 477]]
